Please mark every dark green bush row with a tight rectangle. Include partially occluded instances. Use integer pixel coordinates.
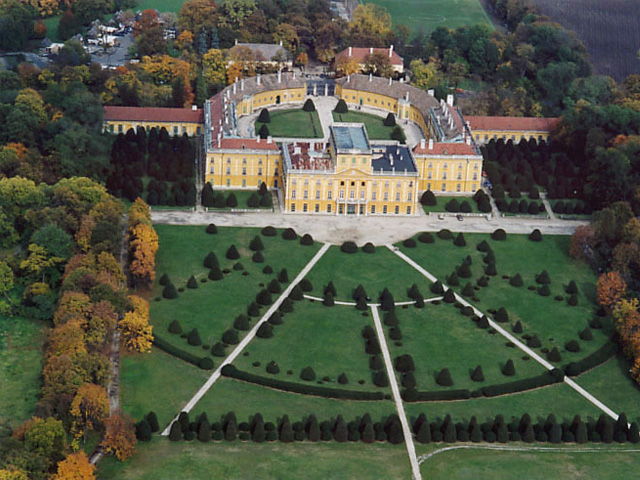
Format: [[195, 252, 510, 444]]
[[221, 365, 384, 401], [481, 369, 563, 397], [153, 334, 214, 370], [563, 341, 618, 377], [403, 388, 472, 402]]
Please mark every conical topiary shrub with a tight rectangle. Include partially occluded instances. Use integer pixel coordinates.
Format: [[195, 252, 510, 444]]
[[204, 252, 219, 269], [226, 245, 240, 260], [163, 283, 178, 299], [187, 276, 198, 289], [436, 368, 453, 386], [471, 365, 484, 382], [502, 359, 516, 376]]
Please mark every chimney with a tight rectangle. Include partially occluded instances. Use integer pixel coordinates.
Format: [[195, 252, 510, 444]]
[[293, 72, 296, 79], [446, 94, 454, 106], [257, 74, 261, 85], [369, 73, 372, 82], [191, 105, 197, 110], [267, 136, 272, 144], [389, 45, 393, 57], [348, 46, 352, 56], [233, 82, 237, 94], [347, 74, 350, 82], [278, 70, 282, 83], [388, 77, 392, 86], [420, 138, 425, 149], [235, 39, 238, 45], [405, 92, 409, 101], [427, 89, 434, 96], [256, 136, 260, 143], [466, 136, 471, 145], [279, 40, 283, 46], [241, 79, 244, 91], [428, 139, 434, 150]]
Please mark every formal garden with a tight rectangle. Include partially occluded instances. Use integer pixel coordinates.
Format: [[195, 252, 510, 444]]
[[99, 224, 640, 478], [254, 100, 323, 139]]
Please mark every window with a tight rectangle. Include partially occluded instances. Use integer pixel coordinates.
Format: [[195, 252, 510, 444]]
[[372, 192, 377, 200], [291, 203, 296, 212], [226, 179, 231, 186], [441, 183, 446, 191], [227, 158, 231, 164], [329, 180, 333, 186], [361, 182, 365, 186], [339, 204, 344, 214], [351, 181, 355, 186], [395, 193, 400, 201], [182, 126, 186, 133], [427, 183, 431, 190], [328, 191, 332, 200], [209, 166, 214, 174], [292, 190, 296, 199], [394, 205, 399, 214], [118, 124, 123, 132], [226, 167, 231, 174], [384, 192, 388, 201], [456, 184, 461, 192], [472, 184, 476, 191], [385, 181, 389, 188], [242, 179, 246, 187], [443, 172, 447, 180], [339, 190, 344, 199], [474, 163, 478, 170], [373, 181, 377, 187], [342, 159, 346, 164], [303, 190, 308, 199], [242, 158, 247, 164], [406, 206, 411, 214], [360, 190, 365, 200], [396, 182, 401, 189], [457, 172, 462, 180], [259, 159, 263, 165], [316, 180, 321, 186], [409, 181, 413, 188], [315, 204, 319, 212], [304, 179, 309, 185], [473, 172, 477, 180], [315, 191, 320, 200], [444, 163, 448, 169], [458, 163, 462, 169], [303, 203, 308, 212], [258, 168, 262, 176], [292, 179, 297, 185], [371, 205, 376, 214], [242, 167, 246, 175], [173, 126, 178, 135], [327, 204, 332, 213], [340, 181, 345, 186], [109, 124, 114, 132], [350, 190, 355, 199], [274, 168, 278, 175], [197, 127, 202, 135], [428, 172, 432, 179], [408, 192, 412, 201], [352, 158, 356, 164], [383, 205, 388, 214]]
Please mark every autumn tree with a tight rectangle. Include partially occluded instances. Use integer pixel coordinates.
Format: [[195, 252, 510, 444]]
[[102, 414, 137, 461], [53, 452, 95, 480], [0, 260, 14, 310], [120, 295, 153, 353], [202, 49, 227, 93], [178, 0, 218, 34], [24, 417, 66, 468], [128, 199, 158, 289], [349, 4, 392, 47], [69, 383, 109, 444], [597, 271, 626, 310], [569, 225, 595, 260]]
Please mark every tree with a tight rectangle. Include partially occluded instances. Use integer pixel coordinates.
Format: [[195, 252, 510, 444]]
[[597, 271, 626, 309], [410, 59, 439, 90], [24, 417, 66, 467], [53, 452, 95, 480], [364, 51, 393, 78], [201, 183, 215, 207], [169, 421, 182, 441], [0, 260, 14, 307], [202, 49, 227, 92], [179, 0, 218, 34], [120, 296, 153, 353], [70, 384, 109, 444], [303, 99, 316, 112], [257, 108, 271, 123], [102, 414, 137, 461]]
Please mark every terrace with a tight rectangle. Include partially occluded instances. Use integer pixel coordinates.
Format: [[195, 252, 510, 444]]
[[282, 142, 335, 173]]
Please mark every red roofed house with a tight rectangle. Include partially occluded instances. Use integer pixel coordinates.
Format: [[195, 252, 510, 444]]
[[103, 106, 204, 136], [465, 116, 560, 145], [335, 46, 404, 74], [412, 138, 483, 193]]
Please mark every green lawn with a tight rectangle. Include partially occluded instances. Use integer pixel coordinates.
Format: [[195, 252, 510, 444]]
[[397, 233, 609, 363], [234, 300, 384, 391], [575, 356, 640, 424], [150, 225, 320, 349], [365, 0, 493, 34], [97, 437, 411, 480], [331, 111, 399, 140], [304, 244, 434, 302], [384, 303, 547, 392], [120, 349, 208, 426], [255, 109, 323, 138], [423, 195, 480, 214], [194, 377, 396, 422], [404, 382, 603, 424], [204, 189, 272, 211], [0, 314, 46, 428], [419, 444, 640, 479], [42, 15, 62, 42]]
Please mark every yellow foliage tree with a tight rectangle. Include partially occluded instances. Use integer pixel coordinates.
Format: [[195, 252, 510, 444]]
[[120, 296, 153, 353], [203, 49, 227, 90], [20, 243, 64, 283], [53, 452, 95, 480], [0, 470, 28, 480], [69, 384, 109, 443]]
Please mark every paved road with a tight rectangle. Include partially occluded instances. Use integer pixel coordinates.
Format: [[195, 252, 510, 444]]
[[151, 209, 588, 246]]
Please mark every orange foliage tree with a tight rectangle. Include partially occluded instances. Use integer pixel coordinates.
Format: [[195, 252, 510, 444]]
[[53, 452, 95, 480], [101, 414, 137, 461], [569, 225, 595, 260], [597, 271, 627, 310], [127, 199, 158, 289]]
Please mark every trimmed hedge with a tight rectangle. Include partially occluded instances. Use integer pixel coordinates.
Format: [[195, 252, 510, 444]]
[[262, 226, 277, 236], [404, 388, 471, 402], [491, 229, 507, 241], [437, 229, 453, 240], [418, 232, 435, 243], [563, 341, 618, 377], [341, 241, 358, 253], [282, 228, 297, 240], [362, 242, 375, 253], [221, 365, 384, 400], [153, 335, 213, 370], [481, 369, 563, 397]]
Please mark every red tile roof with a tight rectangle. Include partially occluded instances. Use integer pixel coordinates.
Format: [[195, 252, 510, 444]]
[[103, 106, 204, 124], [335, 47, 403, 66], [218, 138, 279, 151], [413, 142, 478, 156], [465, 116, 559, 133]]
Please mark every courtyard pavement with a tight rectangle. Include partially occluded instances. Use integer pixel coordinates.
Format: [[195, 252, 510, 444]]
[[151, 208, 588, 245]]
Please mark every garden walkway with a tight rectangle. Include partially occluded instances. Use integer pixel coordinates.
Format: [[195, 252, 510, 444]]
[[160, 243, 331, 436], [388, 245, 622, 423], [371, 305, 423, 480]]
